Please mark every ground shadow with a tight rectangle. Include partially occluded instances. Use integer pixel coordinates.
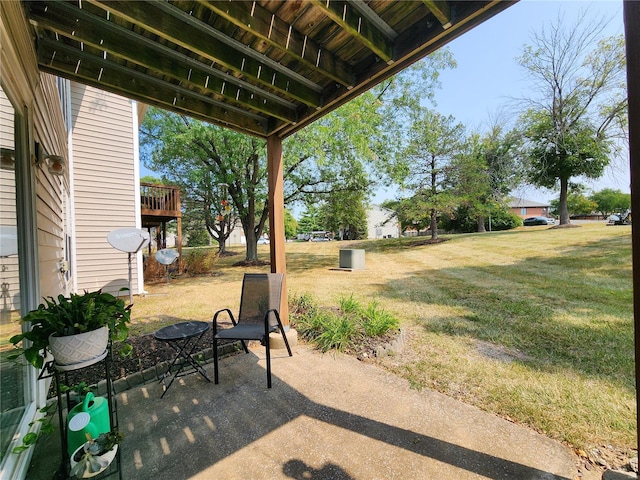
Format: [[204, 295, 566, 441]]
[[283, 459, 355, 480]]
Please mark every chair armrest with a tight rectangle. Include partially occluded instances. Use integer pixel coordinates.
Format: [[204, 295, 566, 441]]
[[213, 308, 236, 333], [263, 308, 282, 332]]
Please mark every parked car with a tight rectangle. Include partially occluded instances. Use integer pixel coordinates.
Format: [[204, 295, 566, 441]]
[[257, 237, 270, 245], [523, 216, 552, 226], [546, 217, 556, 225]]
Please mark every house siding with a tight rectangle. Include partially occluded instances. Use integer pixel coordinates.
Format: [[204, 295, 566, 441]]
[[367, 205, 400, 239], [69, 84, 140, 296]]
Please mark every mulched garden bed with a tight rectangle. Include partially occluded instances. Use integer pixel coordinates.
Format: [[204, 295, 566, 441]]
[[51, 325, 402, 396]]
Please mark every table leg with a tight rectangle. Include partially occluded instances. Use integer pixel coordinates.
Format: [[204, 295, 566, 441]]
[[159, 331, 211, 398]]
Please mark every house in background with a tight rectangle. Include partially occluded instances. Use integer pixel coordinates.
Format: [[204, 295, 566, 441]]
[[508, 197, 552, 219], [367, 205, 400, 239]]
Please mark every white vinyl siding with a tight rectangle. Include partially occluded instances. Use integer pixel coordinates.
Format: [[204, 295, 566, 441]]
[[367, 205, 400, 239], [70, 84, 139, 296]]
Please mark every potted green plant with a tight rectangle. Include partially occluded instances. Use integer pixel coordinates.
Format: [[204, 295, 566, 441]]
[[70, 430, 122, 479], [9, 290, 132, 369]]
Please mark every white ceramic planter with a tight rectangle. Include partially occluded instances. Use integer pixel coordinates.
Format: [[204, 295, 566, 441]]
[[70, 443, 118, 478], [49, 326, 108, 366]]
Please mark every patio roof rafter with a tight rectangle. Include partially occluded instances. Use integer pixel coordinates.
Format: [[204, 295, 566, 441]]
[[29, 1, 299, 124], [309, 0, 395, 64], [86, 0, 324, 108], [194, 0, 355, 89], [23, 0, 515, 140]]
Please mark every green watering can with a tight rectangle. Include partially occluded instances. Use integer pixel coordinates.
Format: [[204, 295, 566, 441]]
[[66, 392, 111, 456]]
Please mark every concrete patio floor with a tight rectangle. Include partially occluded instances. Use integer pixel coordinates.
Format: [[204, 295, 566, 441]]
[[28, 344, 588, 480]]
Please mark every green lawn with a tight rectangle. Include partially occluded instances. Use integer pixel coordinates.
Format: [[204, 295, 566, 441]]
[[131, 223, 636, 455]]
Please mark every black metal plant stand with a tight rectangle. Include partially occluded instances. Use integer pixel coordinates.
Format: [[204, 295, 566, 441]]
[[39, 347, 122, 480]]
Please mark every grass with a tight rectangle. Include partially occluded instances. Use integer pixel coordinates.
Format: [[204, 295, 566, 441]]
[[3, 224, 635, 457]]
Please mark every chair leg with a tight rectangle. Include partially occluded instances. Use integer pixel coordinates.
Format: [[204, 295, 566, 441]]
[[240, 340, 250, 354], [280, 327, 292, 357], [265, 333, 272, 388], [213, 336, 219, 384]]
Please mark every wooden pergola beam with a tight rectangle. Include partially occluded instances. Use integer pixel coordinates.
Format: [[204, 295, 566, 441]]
[[267, 135, 288, 325], [423, 0, 452, 29], [196, 0, 355, 89], [311, 0, 395, 64], [87, 0, 323, 107], [29, 2, 299, 123], [37, 40, 270, 137]]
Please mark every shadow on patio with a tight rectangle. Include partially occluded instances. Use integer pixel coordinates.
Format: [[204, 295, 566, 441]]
[[29, 345, 578, 480]]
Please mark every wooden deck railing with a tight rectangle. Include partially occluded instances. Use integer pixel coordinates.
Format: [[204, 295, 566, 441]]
[[140, 183, 181, 217]]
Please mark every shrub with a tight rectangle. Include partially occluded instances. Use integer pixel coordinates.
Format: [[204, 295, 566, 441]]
[[489, 210, 522, 230], [186, 229, 210, 247], [289, 293, 317, 318], [361, 300, 399, 336], [338, 293, 361, 316], [183, 248, 219, 275], [290, 293, 400, 353], [143, 255, 166, 281], [315, 313, 358, 352]]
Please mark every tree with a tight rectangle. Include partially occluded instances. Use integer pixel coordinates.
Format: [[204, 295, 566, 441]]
[[395, 108, 466, 240], [589, 188, 631, 218], [452, 123, 522, 232], [297, 203, 324, 236], [382, 198, 430, 234], [321, 189, 368, 240], [141, 110, 263, 260], [283, 210, 298, 239], [141, 51, 457, 259], [517, 12, 627, 225]]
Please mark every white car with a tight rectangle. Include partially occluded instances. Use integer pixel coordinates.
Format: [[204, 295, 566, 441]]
[[257, 237, 270, 245]]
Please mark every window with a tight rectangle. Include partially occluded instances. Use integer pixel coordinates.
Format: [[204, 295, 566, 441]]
[[520, 208, 527, 215], [0, 86, 28, 465]]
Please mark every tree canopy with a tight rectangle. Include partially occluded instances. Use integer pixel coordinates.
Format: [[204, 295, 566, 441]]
[[391, 108, 466, 240], [589, 188, 631, 218], [517, 12, 627, 225]]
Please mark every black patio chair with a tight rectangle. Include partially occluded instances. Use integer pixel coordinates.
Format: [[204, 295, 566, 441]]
[[212, 273, 292, 388]]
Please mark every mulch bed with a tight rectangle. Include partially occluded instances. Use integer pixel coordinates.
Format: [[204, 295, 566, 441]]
[[52, 326, 400, 396], [49, 332, 215, 395]]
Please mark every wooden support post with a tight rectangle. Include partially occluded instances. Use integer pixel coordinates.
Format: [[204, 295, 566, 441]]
[[176, 189, 183, 272], [267, 134, 288, 326], [623, 0, 640, 457]]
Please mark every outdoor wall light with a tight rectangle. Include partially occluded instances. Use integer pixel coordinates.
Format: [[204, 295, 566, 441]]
[[45, 155, 66, 176], [34, 142, 66, 176]]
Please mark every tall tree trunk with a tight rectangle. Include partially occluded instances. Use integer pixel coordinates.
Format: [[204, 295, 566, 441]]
[[430, 208, 438, 240], [218, 238, 227, 254], [245, 228, 258, 261], [477, 216, 486, 233], [559, 177, 571, 225]]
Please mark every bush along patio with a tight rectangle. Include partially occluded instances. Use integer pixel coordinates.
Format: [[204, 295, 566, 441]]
[[290, 293, 401, 358]]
